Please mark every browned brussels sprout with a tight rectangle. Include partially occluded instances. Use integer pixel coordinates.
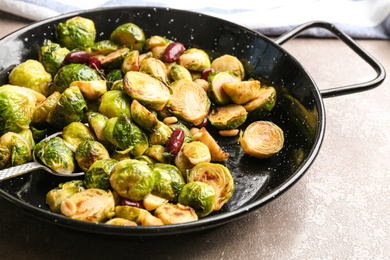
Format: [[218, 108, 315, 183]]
[[55, 16, 96, 50], [211, 54, 245, 80], [208, 104, 247, 130], [110, 23, 145, 51], [75, 140, 110, 172]]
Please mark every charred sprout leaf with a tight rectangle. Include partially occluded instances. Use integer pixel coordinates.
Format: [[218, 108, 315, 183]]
[[0, 132, 31, 169], [178, 48, 211, 72], [60, 188, 115, 223], [150, 163, 186, 202], [243, 86, 277, 119], [105, 218, 137, 226], [45, 180, 85, 213], [208, 104, 247, 130], [52, 63, 101, 93], [192, 127, 229, 161], [35, 137, 75, 174], [211, 54, 245, 80], [62, 122, 97, 152], [98, 90, 132, 118], [222, 80, 261, 105], [84, 158, 118, 189], [110, 159, 155, 201], [208, 71, 241, 106], [121, 50, 140, 73], [169, 64, 192, 82], [46, 86, 88, 129], [91, 40, 120, 56], [130, 99, 159, 132], [239, 121, 284, 158], [178, 181, 216, 218], [87, 112, 109, 145], [123, 71, 171, 111], [168, 79, 210, 126], [101, 47, 131, 69], [32, 91, 61, 125], [188, 162, 234, 211], [55, 16, 96, 50], [139, 58, 168, 83], [106, 69, 124, 85], [39, 40, 70, 77], [0, 85, 36, 136], [69, 80, 107, 100], [8, 59, 52, 96], [148, 121, 172, 146], [110, 23, 145, 51], [154, 203, 198, 224], [181, 141, 211, 165]]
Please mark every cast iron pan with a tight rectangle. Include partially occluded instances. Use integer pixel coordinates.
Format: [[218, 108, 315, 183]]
[[0, 7, 385, 237]]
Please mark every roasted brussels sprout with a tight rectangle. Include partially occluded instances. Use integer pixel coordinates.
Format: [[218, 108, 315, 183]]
[[243, 86, 277, 119], [110, 159, 155, 201], [98, 90, 132, 118], [130, 99, 159, 132], [46, 180, 85, 213], [139, 58, 168, 83], [87, 112, 109, 145], [150, 163, 186, 202], [174, 149, 194, 181], [110, 23, 145, 51], [39, 40, 70, 77], [208, 71, 241, 106], [32, 91, 61, 125], [62, 122, 96, 152], [0, 85, 36, 136], [106, 69, 124, 86], [169, 64, 192, 82], [55, 16, 96, 50], [239, 121, 284, 158], [115, 205, 163, 226], [101, 47, 131, 69], [51, 63, 101, 93], [91, 40, 120, 55], [103, 114, 149, 157], [8, 59, 52, 96], [142, 193, 168, 211], [178, 48, 211, 72], [84, 158, 118, 189], [18, 129, 35, 150], [148, 121, 172, 146], [35, 137, 75, 174], [69, 80, 107, 100], [211, 54, 245, 80], [168, 79, 210, 126], [181, 141, 211, 165], [144, 35, 172, 51], [144, 145, 171, 164], [222, 80, 261, 104], [208, 104, 247, 130], [192, 127, 229, 161], [60, 188, 115, 223], [178, 181, 216, 218], [123, 71, 171, 111], [121, 50, 140, 73], [105, 218, 137, 226], [188, 162, 234, 211], [75, 140, 110, 172], [110, 80, 124, 91], [0, 132, 31, 169], [46, 86, 88, 129], [154, 203, 198, 224]]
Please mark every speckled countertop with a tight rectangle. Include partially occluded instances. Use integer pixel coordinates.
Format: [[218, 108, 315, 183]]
[[1, 11, 390, 259]]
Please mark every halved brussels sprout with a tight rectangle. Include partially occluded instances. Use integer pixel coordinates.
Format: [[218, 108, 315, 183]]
[[84, 158, 118, 190], [18, 129, 35, 150], [8, 59, 52, 96], [144, 145, 171, 164], [121, 50, 140, 73], [105, 218, 138, 226], [148, 121, 172, 146], [0, 85, 36, 136], [178, 48, 211, 72], [194, 78, 209, 93], [167, 121, 193, 144], [91, 40, 120, 56], [174, 149, 194, 181], [110, 23, 145, 51], [222, 80, 261, 104], [209, 104, 247, 130], [243, 86, 277, 119], [98, 90, 132, 118], [178, 181, 216, 218], [150, 163, 186, 202], [55, 16, 96, 50], [238, 121, 284, 158], [60, 188, 115, 223], [154, 203, 198, 224], [192, 127, 229, 161], [144, 35, 172, 51], [51, 63, 101, 93], [101, 47, 131, 69], [211, 54, 245, 80], [35, 137, 75, 174], [139, 58, 168, 83], [32, 91, 61, 125], [181, 141, 211, 165], [168, 79, 210, 126], [123, 71, 171, 111], [63, 122, 96, 152], [0, 132, 31, 169], [115, 205, 163, 226], [208, 71, 241, 106], [39, 40, 70, 77], [46, 86, 88, 129], [75, 140, 110, 172], [110, 159, 155, 201], [130, 99, 159, 132], [46, 180, 85, 213], [69, 80, 107, 100], [103, 114, 149, 157], [169, 64, 192, 82], [188, 162, 234, 211], [143, 193, 168, 211], [87, 112, 109, 145]]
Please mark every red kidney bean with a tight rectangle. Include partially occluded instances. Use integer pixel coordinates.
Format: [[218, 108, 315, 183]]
[[201, 68, 215, 81], [166, 128, 185, 157], [121, 198, 145, 209], [88, 57, 102, 71], [196, 110, 210, 128], [163, 42, 186, 62], [63, 50, 90, 65]]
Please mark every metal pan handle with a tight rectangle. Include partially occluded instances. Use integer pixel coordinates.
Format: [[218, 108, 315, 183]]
[[274, 21, 386, 98]]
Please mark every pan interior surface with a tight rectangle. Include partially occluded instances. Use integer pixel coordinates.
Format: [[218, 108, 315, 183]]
[[0, 7, 324, 236]]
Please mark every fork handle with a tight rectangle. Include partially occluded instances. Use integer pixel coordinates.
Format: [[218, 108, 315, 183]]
[[0, 162, 44, 181]]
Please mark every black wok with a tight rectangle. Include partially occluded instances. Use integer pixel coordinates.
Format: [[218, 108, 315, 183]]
[[0, 7, 385, 237]]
